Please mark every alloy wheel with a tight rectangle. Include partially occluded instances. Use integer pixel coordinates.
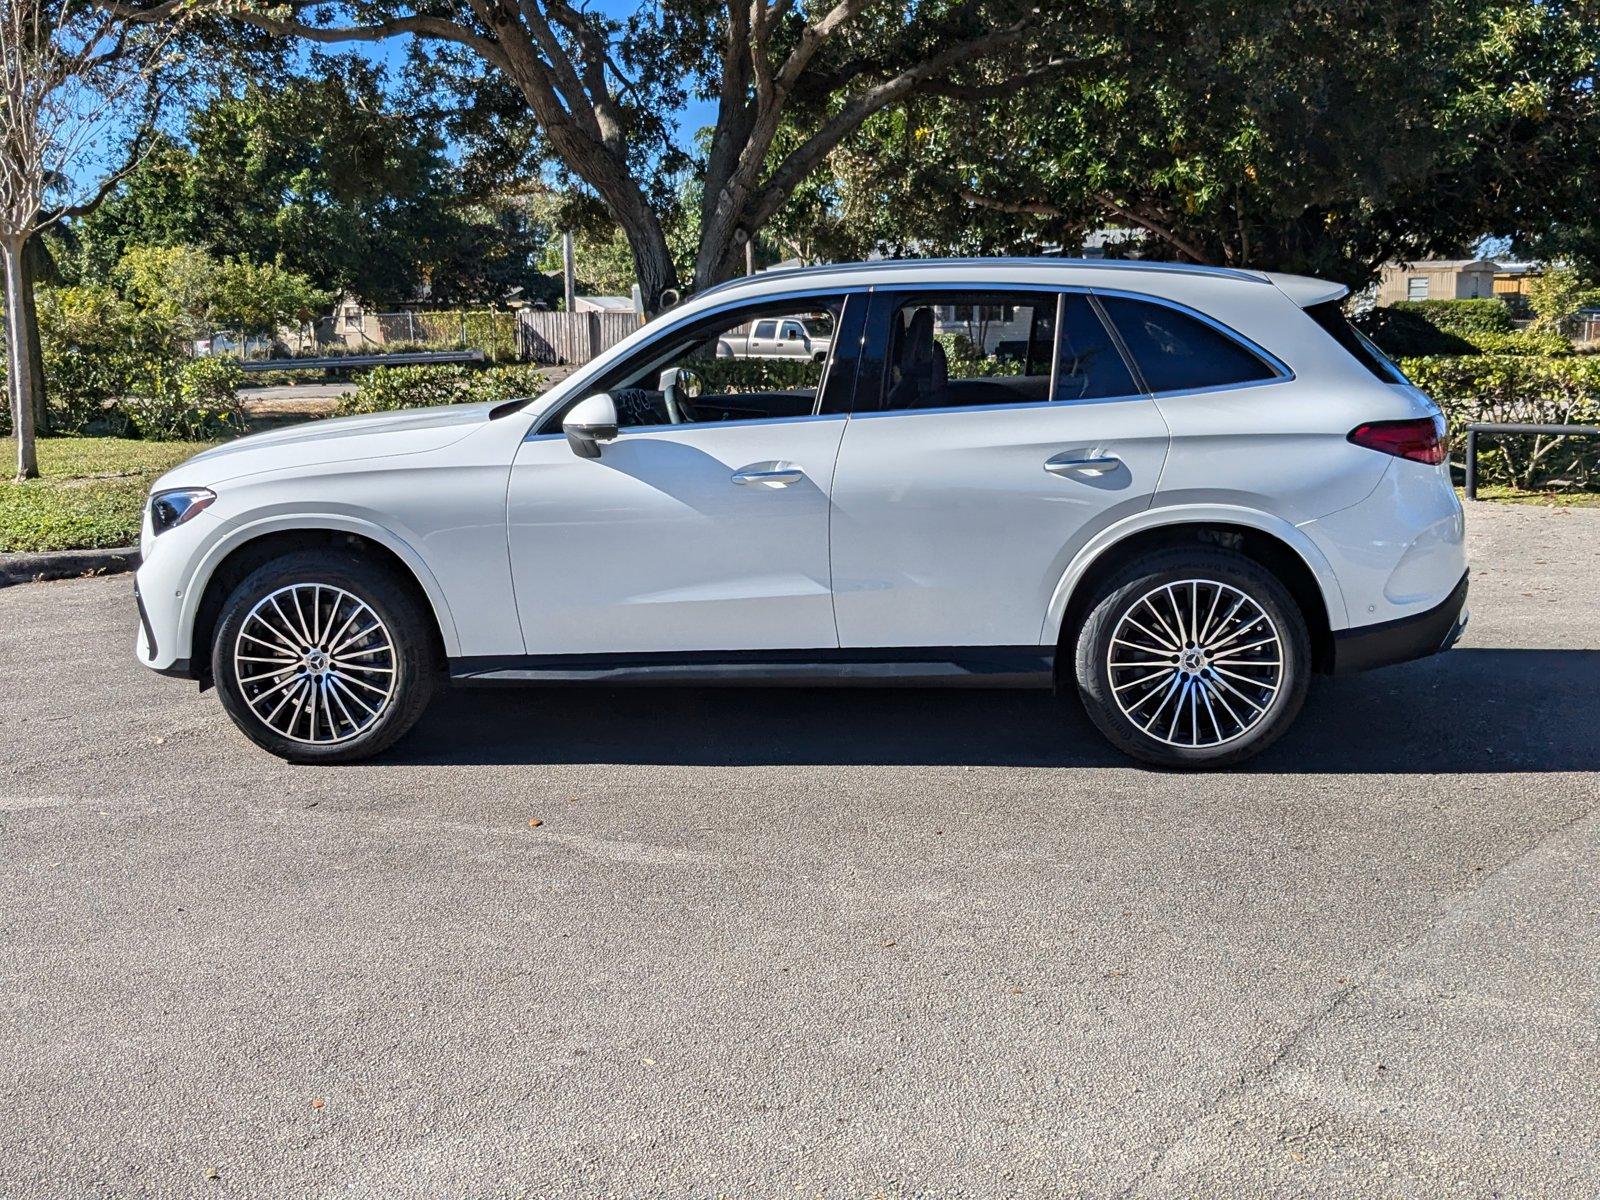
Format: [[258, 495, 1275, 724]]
[[232, 583, 397, 745], [1105, 579, 1283, 749]]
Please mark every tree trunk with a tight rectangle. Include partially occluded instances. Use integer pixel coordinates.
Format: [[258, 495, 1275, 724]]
[[3, 236, 40, 480], [20, 240, 46, 433], [619, 217, 679, 314]]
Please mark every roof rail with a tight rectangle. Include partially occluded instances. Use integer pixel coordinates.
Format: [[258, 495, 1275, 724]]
[[689, 256, 1270, 303]]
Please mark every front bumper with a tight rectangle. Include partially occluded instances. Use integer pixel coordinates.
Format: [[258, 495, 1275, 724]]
[[1331, 570, 1468, 675]]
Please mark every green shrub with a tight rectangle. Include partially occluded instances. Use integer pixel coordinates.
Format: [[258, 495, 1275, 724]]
[[935, 333, 1025, 377], [1402, 353, 1600, 490], [1392, 298, 1514, 336], [1356, 307, 1477, 357], [118, 358, 247, 441], [694, 357, 821, 395], [466, 364, 548, 403], [1462, 330, 1573, 356], [334, 364, 548, 417], [36, 285, 167, 434]]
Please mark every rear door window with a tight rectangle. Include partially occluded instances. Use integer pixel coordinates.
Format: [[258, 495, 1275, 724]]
[[1099, 296, 1277, 394], [877, 292, 1059, 411], [1058, 294, 1139, 400]]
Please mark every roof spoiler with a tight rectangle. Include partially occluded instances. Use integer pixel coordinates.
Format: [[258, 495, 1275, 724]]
[[1266, 272, 1350, 307]]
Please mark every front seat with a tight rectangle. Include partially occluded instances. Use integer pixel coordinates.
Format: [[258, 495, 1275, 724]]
[[886, 307, 944, 409]]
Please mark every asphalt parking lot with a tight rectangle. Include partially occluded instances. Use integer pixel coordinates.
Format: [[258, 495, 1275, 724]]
[[2, 502, 1597, 1198]]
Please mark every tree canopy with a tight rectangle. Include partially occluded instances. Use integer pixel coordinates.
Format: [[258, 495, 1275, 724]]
[[766, 0, 1600, 288], [66, 53, 555, 305], [113, 0, 1114, 308]]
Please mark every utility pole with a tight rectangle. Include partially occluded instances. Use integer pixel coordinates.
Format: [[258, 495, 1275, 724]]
[[745, 238, 755, 276], [562, 230, 576, 312]]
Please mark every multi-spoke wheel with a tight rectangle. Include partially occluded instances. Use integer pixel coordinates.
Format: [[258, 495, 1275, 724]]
[[234, 584, 397, 745], [1072, 548, 1310, 768], [212, 550, 437, 763]]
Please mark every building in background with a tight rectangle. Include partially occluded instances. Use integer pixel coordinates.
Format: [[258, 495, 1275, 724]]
[[1375, 259, 1499, 305]]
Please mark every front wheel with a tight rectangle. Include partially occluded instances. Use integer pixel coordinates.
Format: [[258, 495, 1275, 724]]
[[1071, 548, 1310, 768], [212, 549, 437, 763]]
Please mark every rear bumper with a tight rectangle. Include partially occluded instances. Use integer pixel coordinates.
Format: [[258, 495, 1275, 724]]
[[1331, 570, 1468, 675]]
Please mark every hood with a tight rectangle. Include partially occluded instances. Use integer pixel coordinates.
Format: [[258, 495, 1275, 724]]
[[156, 400, 501, 489]]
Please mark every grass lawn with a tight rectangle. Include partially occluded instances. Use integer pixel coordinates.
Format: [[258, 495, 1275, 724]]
[[0, 438, 216, 554], [1459, 484, 1600, 508]]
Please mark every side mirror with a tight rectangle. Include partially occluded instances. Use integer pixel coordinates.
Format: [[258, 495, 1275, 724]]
[[563, 393, 619, 459]]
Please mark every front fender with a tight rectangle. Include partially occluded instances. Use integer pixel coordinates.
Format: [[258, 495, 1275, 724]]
[[1039, 503, 1350, 644], [174, 510, 462, 663]]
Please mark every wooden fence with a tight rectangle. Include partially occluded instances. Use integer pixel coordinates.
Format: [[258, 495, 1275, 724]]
[[516, 310, 641, 365]]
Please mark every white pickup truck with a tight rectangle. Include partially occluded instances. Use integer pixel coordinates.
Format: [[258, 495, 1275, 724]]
[[715, 315, 833, 362]]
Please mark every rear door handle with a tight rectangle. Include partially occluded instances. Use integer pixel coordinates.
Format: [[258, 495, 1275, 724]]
[[732, 465, 805, 487], [1045, 452, 1122, 477]]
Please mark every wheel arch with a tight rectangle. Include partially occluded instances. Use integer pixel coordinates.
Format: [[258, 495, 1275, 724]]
[[182, 517, 459, 680], [1044, 509, 1347, 675]]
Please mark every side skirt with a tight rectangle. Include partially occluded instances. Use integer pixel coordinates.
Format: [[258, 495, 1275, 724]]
[[449, 646, 1056, 689]]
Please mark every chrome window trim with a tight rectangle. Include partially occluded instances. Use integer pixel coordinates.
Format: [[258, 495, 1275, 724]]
[[524, 410, 850, 442], [848, 394, 1153, 421]]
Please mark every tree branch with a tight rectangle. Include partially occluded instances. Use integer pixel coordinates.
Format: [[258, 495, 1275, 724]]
[[1093, 194, 1213, 263]]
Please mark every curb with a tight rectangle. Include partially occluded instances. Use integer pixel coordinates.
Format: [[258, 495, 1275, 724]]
[[0, 546, 140, 588]]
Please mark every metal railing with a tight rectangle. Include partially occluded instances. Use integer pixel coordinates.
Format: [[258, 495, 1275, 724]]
[[1463, 421, 1600, 499]]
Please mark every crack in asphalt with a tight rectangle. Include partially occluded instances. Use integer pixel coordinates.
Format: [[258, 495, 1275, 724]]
[[1116, 799, 1598, 1198]]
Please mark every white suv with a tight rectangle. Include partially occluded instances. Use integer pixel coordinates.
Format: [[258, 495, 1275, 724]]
[[134, 259, 1467, 768]]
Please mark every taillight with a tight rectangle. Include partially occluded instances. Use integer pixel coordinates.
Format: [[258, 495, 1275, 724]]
[[1347, 415, 1447, 465]]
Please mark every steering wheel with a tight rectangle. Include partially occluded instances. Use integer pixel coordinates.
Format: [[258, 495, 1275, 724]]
[[658, 367, 705, 424]]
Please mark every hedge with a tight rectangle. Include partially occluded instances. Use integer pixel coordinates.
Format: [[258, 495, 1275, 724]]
[[1390, 298, 1514, 336], [1356, 300, 1521, 358], [1401, 353, 1600, 490], [334, 364, 548, 416]]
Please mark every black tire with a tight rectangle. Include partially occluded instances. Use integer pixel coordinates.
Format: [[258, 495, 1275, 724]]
[[211, 549, 438, 763], [1070, 547, 1311, 769]]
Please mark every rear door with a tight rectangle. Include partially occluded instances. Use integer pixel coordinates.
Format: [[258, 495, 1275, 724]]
[[828, 289, 1171, 649]]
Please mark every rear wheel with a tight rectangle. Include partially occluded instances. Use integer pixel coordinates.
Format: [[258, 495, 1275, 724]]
[[212, 549, 437, 763], [1071, 548, 1310, 768]]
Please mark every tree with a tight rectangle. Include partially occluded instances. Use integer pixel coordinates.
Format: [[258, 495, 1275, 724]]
[[113, 0, 1104, 310], [809, 0, 1600, 288], [115, 242, 330, 343], [68, 52, 556, 305], [1, 0, 176, 477]]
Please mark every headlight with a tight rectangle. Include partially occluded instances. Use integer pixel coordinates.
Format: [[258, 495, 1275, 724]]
[[149, 487, 216, 535]]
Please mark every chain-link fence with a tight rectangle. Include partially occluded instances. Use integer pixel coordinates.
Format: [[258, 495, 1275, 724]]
[[196, 310, 522, 362]]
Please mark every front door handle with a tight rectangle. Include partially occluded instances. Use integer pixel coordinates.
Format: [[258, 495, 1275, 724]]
[[1044, 452, 1122, 478], [731, 465, 805, 487]]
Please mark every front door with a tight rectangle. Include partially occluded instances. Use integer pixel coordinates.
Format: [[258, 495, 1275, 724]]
[[829, 289, 1171, 649], [507, 294, 859, 656]]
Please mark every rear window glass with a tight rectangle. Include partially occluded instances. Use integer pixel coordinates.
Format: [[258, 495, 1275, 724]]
[[1100, 296, 1277, 394], [1306, 301, 1410, 383]]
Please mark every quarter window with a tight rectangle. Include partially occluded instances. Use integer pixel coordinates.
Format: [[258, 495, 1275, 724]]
[[1098, 296, 1277, 394]]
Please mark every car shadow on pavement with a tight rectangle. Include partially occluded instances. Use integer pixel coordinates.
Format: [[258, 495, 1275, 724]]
[[384, 649, 1600, 774]]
